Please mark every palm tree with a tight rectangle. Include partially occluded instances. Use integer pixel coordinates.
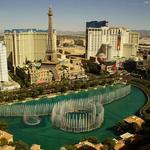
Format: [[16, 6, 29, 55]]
[[0, 137, 8, 146], [103, 138, 115, 150], [15, 140, 29, 150], [0, 121, 8, 131], [63, 144, 76, 150]]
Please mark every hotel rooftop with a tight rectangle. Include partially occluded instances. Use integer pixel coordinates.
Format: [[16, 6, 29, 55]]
[[124, 115, 145, 127]]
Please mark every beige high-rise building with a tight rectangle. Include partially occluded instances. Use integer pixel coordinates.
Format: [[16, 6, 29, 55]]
[[0, 42, 8, 82], [4, 29, 57, 71], [122, 32, 139, 58], [5, 8, 86, 85], [129, 31, 139, 45], [86, 21, 139, 60]]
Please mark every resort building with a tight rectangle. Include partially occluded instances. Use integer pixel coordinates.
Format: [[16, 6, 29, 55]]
[[0, 42, 21, 91], [30, 144, 41, 150], [101, 61, 116, 74], [13, 8, 86, 84], [86, 21, 139, 60], [75, 140, 103, 150], [57, 36, 75, 47], [5, 8, 86, 84], [0, 145, 15, 150], [113, 132, 137, 150], [57, 35, 85, 47], [142, 51, 150, 70], [29, 66, 53, 84], [124, 115, 145, 127], [113, 139, 125, 150], [4, 29, 57, 72], [59, 56, 86, 80], [0, 42, 8, 82], [147, 54, 150, 69], [16, 63, 53, 84], [0, 130, 13, 144], [120, 132, 135, 140], [0, 82, 20, 91], [17, 56, 86, 84]]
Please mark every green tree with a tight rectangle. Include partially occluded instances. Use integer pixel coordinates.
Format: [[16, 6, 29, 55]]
[[101, 144, 109, 150], [103, 138, 115, 150], [8, 141, 14, 146], [0, 137, 8, 146], [0, 121, 8, 131], [37, 87, 44, 95], [81, 137, 99, 144], [31, 90, 40, 98], [131, 122, 141, 133], [63, 144, 76, 150], [15, 140, 29, 150]]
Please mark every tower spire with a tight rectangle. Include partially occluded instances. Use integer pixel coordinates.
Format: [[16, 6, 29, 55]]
[[46, 7, 58, 62]]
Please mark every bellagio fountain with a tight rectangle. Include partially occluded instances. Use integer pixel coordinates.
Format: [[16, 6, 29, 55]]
[[0, 84, 131, 132]]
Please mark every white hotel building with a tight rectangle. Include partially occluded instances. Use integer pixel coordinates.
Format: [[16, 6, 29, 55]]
[[86, 21, 139, 60], [0, 42, 8, 82]]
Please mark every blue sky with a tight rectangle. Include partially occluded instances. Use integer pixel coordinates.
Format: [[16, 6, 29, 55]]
[[0, 0, 150, 31]]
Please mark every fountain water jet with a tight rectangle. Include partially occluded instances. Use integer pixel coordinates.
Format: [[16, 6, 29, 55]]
[[0, 84, 131, 131], [51, 99, 104, 133]]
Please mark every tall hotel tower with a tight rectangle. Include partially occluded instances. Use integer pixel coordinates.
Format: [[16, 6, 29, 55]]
[[86, 21, 139, 60], [4, 8, 57, 72], [0, 42, 8, 82]]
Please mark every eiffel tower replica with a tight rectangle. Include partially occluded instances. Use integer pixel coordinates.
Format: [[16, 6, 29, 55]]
[[42, 8, 60, 81]]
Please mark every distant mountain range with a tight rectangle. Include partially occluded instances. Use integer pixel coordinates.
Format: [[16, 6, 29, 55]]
[[57, 30, 150, 38], [57, 31, 85, 37], [1, 29, 150, 37], [133, 30, 150, 37]]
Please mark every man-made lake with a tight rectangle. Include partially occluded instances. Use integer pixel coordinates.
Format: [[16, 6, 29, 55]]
[[0, 85, 147, 150]]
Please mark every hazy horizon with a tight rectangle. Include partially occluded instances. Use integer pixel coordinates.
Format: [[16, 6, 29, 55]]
[[0, 0, 150, 32]]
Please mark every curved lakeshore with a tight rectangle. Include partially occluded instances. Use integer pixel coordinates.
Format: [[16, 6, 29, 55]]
[[0, 84, 131, 117], [0, 84, 147, 150], [128, 78, 150, 120], [0, 77, 114, 104]]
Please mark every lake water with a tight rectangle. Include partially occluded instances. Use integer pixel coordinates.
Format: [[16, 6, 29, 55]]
[[0, 85, 146, 150]]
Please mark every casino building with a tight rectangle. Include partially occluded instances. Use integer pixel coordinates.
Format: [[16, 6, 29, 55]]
[[86, 21, 139, 60]]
